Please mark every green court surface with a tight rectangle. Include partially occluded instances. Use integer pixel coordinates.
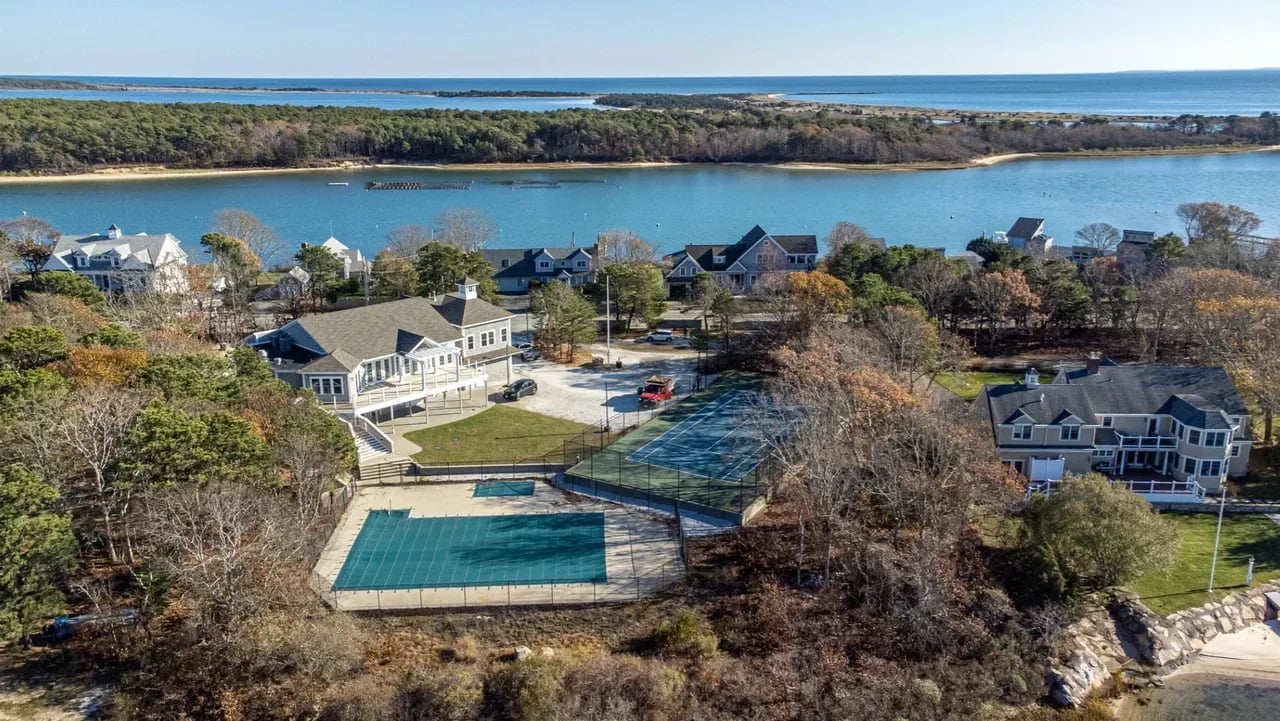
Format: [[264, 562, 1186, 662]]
[[565, 374, 767, 513], [474, 480, 536, 497], [333, 510, 607, 590]]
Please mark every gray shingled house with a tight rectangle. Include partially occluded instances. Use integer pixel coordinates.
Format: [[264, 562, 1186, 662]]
[[246, 278, 515, 460], [975, 356, 1252, 503], [481, 245, 599, 293], [663, 225, 818, 297]]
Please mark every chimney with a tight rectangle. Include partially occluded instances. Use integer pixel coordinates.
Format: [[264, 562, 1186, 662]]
[[1024, 368, 1040, 387], [1085, 352, 1102, 375]]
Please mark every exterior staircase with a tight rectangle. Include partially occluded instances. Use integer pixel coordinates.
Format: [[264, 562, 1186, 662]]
[[353, 426, 391, 463]]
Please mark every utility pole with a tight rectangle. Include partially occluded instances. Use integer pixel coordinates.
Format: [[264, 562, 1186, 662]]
[[362, 265, 370, 306], [1208, 484, 1228, 592], [605, 272, 612, 365]]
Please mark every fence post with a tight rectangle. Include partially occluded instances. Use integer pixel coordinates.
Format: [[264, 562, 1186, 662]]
[[463, 586, 467, 608]]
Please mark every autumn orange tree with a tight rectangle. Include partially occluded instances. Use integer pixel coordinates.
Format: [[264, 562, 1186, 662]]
[[787, 270, 853, 334], [971, 268, 1041, 347]]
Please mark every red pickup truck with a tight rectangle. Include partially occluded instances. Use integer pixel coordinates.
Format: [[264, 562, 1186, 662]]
[[638, 376, 676, 408]]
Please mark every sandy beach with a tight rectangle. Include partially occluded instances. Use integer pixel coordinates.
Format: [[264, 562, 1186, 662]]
[[0, 145, 1276, 186], [1117, 621, 1280, 721]]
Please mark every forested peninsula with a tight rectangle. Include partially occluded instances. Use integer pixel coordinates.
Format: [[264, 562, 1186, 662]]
[[0, 98, 1276, 174]]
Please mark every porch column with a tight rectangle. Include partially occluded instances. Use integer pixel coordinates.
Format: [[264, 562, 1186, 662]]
[[1161, 453, 1169, 475], [1119, 452, 1126, 474]]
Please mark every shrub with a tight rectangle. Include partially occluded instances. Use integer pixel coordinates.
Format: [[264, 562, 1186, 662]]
[[481, 657, 562, 721], [650, 609, 719, 663], [393, 667, 482, 721]]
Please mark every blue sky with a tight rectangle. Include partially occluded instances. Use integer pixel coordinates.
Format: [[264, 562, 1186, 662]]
[[5, 0, 1279, 77]]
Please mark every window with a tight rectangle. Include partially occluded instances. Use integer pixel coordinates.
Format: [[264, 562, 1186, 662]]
[[1006, 459, 1024, 474], [713, 255, 725, 264], [1200, 460, 1222, 477], [1231, 444, 1242, 457], [500, 327, 508, 343], [1146, 418, 1159, 435], [501, 259, 510, 268], [1092, 449, 1113, 459], [679, 265, 694, 277], [1012, 425, 1032, 440], [537, 260, 551, 270], [1184, 457, 1197, 474], [1059, 425, 1080, 441], [1205, 431, 1226, 448], [308, 377, 344, 396], [479, 330, 495, 347], [576, 260, 587, 269], [1187, 429, 1201, 445], [467, 336, 475, 351], [1101, 416, 1113, 428]]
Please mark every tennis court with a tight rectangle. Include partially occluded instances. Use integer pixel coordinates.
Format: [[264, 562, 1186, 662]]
[[626, 390, 765, 481], [332, 509, 607, 591], [563, 375, 770, 518]]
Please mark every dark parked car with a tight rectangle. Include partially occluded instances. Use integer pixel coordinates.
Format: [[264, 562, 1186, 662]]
[[502, 379, 538, 401]]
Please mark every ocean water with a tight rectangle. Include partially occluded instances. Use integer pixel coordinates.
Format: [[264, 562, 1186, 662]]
[[3, 69, 1278, 115], [1, 153, 1276, 262]]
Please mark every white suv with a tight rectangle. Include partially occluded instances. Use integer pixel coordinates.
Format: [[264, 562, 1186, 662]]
[[646, 329, 674, 343]]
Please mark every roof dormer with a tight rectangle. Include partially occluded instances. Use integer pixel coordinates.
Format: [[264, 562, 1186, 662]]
[[107, 224, 122, 240]]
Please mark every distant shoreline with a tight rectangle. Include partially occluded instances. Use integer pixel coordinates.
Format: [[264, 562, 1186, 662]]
[[1, 145, 1276, 185]]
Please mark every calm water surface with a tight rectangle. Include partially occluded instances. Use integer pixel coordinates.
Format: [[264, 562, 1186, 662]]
[[1, 153, 1277, 260], [5, 70, 1279, 115]]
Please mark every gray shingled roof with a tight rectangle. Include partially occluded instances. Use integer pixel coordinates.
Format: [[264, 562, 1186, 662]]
[[300, 349, 362, 373], [1007, 217, 1045, 240], [772, 234, 820, 253], [482, 246, 598, 280], [434, 292, 512, 327], [979, 365, 1246, 428], [284, 297, 461, 360]]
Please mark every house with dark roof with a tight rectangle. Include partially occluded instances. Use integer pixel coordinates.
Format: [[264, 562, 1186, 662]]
[[246, 278, 515, 460], [662, 225, 818, 297], [975, 355, 1252, 502], [39, 224, 190, 293], [481, 245, 598, 293]]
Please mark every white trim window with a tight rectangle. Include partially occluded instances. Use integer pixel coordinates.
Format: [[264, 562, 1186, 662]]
[[1012, 424, 1033, 440], [713, 255, 726, 264], [1006, 459, 1025, 474], [479, 330, 496, 347], [308, 377, 345, 396], [1091, 448, 1114, 459], [1101, 416, 1113, 428], [467, 335, 475, 351], [1231, 444, 1242, 457], [1187, 429, 1202, 445], [1200, 460, 1223, 477], [1059, 425, 1080, 441], [500, 327, 508, 343], [1204, 431, 1226, 448], [537, 260, 552, 271], [1183, 457, 1197, 475]]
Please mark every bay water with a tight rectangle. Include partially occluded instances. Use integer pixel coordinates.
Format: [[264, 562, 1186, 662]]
[[1, 152, 1276, 261], [3, 69, 1278, 115]]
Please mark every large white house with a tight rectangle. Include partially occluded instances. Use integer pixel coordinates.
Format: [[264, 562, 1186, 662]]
[[42, 224, 189, 293], [318, 236, 369, 280], [246, 278, 516, 461], [662, 225, 818, 297]]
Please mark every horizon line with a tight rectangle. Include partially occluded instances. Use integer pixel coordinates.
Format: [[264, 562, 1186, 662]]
[[7, 67, 1279, 82]]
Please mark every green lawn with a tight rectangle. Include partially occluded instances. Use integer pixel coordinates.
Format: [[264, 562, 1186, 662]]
[[1229, 448, 1280, 501], [1132, 513, 1280, 615], [933, 371, 1023, 401], [405, 406, 589, 464]]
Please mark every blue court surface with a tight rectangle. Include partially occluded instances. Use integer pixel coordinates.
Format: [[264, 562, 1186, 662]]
[[333, 509, 607, 590], [625, 390, 767, 481], [474, 480, 536, 497]]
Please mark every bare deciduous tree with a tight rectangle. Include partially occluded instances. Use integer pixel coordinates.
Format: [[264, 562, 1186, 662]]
[[53, 385, 150, 562], [211, 209, 285, 268], [1074, 222, 1121, 255], [384, 224, 435, 258], [597, 229, 656, 265], [435, 208, 497, 252], [822, 221, 877, 254]]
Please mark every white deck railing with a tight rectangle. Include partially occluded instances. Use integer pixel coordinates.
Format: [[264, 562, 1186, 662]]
[[1027, 477, 1207, 501]]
